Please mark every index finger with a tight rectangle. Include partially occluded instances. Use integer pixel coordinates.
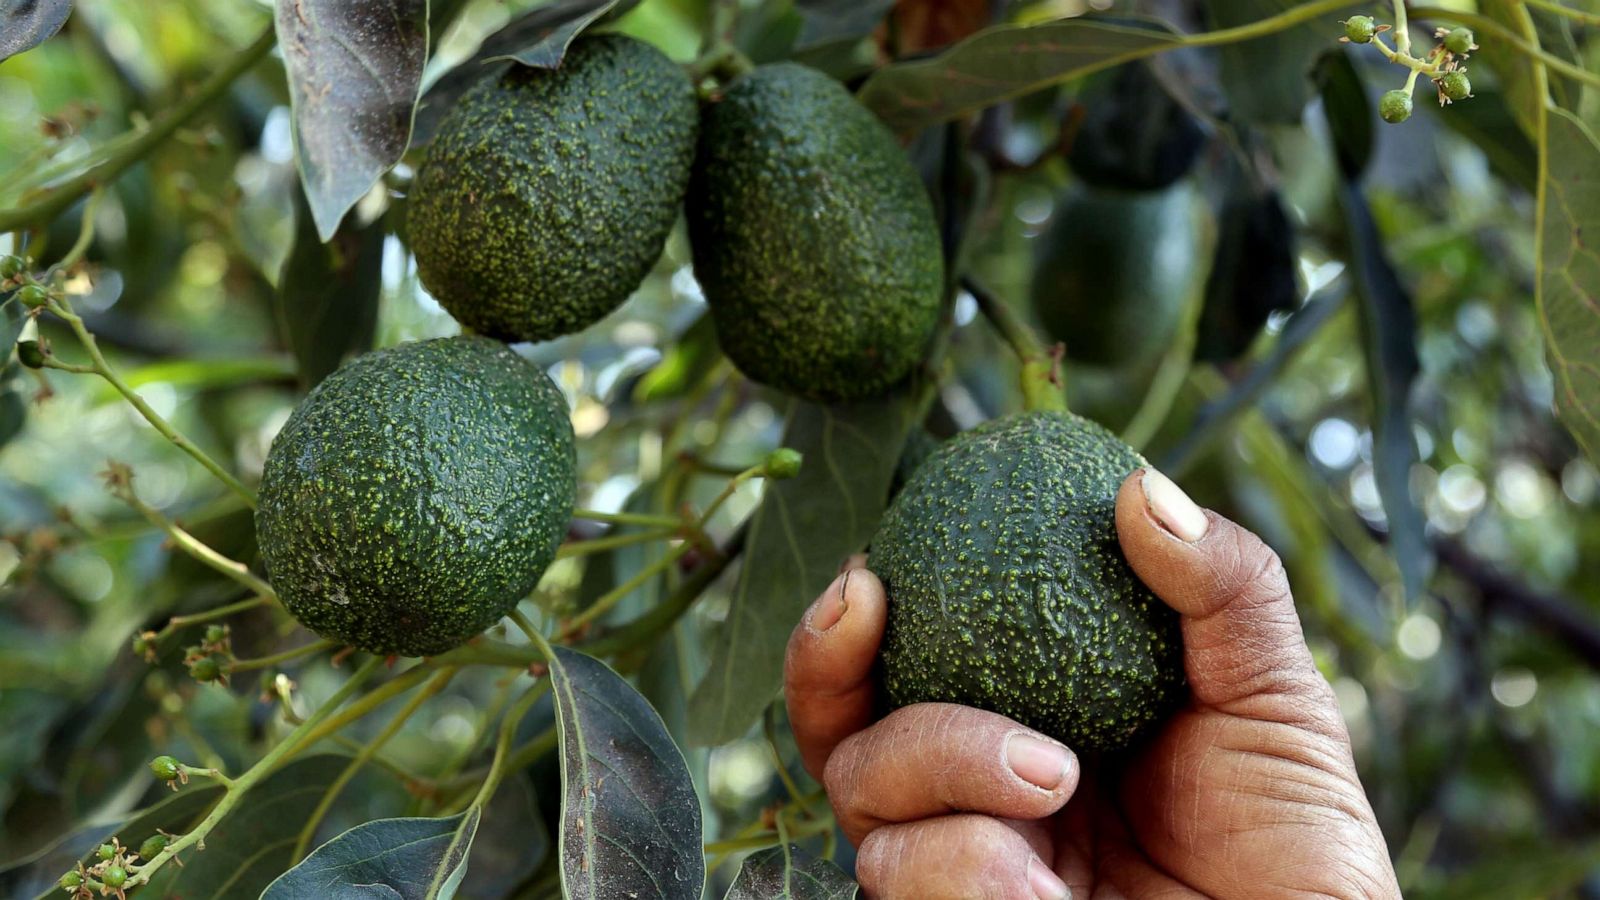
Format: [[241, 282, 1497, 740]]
[[783, 564, 888, 779]]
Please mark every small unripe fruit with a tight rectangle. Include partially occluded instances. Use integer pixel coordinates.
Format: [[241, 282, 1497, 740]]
[[1343, 16, 1377, 43], [16, 340, 46, 369], [188, 655, 222, 682], [1380, 89, 1414, 123], [1444, 27, 1475, 54], [0, 255, 24, 280], [204, 625, 226, 644], [16, 282, 49, 308], [764, 448, 804, 480], [150, 755, 181, 780], [138, 833, 169, 860], [102, 866, 127, 888], [96, 843, 116, 861], [1440, 70, 1472, 101], [58, 871, 82, 889]]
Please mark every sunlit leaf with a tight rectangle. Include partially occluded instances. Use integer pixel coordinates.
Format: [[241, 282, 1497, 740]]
[[724, 844, 859, 900], [117, 356, 297, 391], [262, 811, 479, 900], [855, 18, 1180, 134], [277, 188, 384, 388], [275, 0, 428, 240], [688, 392, 921, 745], [1538, 109, 1600, 468], [0, 0, 70, 62], [547, 645, 703, 899]]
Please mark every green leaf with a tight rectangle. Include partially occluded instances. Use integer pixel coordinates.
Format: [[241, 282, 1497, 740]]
[[855, 18, 1180, 135], [1203, 0, 1323, 124], [794, 0, 894, 49], [634, 314, 721, 403], [724, 844, 859, 900], [1538, 108, 1600, 468], [0, 0, 71, 62], [277, 188, 384, 389], [688, 392, 920, 745], [1315, 50, 1372, 180], [0, 388, 24, 452], [491, 0, 631, 67], [413, 0, 641, 145], [117, 356, 297, 391], [547, 645, 704, 899], [1338, 181, 1430, 605], [460, 774, 549, 898], [261, 811, 479, 900], [1477, 0, 1541, 139], [143, 753, 357, 898], [275, 0, 428, 240]]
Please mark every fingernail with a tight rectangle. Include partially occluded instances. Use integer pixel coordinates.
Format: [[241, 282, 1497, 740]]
[[1006, 733, 1071, 790], [807, 571, 850, 631], [1028, 857, 1070, 900], [1141, 468, 1208, 543]]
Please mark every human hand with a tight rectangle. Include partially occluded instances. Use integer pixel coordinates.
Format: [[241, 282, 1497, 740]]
[[784, 468, 1401, 899]]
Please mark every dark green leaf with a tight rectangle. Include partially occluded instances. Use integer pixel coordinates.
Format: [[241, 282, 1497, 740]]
[[794, 0, 894, 49], [0, 388, 25, 451], [491, 0, 629, 67], [1315, 50, 1373, 180], [461, 773, 549, 897], [0, 0, 70, 62], [277, 188, 384, 388], [1204, 0, 1324, 124], [635, 314, 721, 402], [143, 753, 357, 898], [1338, 182, 1430, 604], [412, 0, 640, 145], [547, 646, 703, 899], [1, 296, 23, 354], [1434, 85, 1537, 192], [275, 0, 428, 240], [855, 18, 1180, 135], [262, 811, 479, 900], [1477, 0, 1540, 138], [1539, 109, 1600, 468], [724, 844, 859, 900], [688, 392, 921, 745]]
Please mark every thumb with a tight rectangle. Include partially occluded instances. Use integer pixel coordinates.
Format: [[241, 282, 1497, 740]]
[[1115, 468, 1339, 730]]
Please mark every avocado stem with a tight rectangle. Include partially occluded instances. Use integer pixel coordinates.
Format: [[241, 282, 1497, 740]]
[[962, 276, 1069, 412]]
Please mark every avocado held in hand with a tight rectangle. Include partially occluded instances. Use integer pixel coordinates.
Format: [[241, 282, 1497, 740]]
[[688, 63, 943, 403], [256, 336, 576, 657], [408, 35, 698, 343], [873, 411, 1186, 752]]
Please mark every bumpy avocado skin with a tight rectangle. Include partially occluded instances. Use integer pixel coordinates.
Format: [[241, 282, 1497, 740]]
[[688, 63, 944, 403], [1030, 181, 1202, 369], [408, 35, 698, 342], [874, 411, 1185, 752], [256, 336, 576, 657]]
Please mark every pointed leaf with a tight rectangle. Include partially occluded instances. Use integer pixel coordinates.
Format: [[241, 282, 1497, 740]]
[[1338, 182, 1429, 605], [0, 0, 71, 62], [1314, 50, 1372, 180], [855, 18, 1180, 134], [1538, 109, 1600, 468], [724, 844, 859, 900], [277, 188, 384, 388], [262, 811, 480, 900], [547, 645, 703, 900], [688, 392, 922, 745], [412, 0, 640, 145], [275, 0, 428, 240]]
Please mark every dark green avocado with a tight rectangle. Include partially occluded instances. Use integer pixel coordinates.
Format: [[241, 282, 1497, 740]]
[[873, 411, 1185, 752], [1030, 181, 1203, 369], [408, 34, 698, 342], [687, 63, 944, 403], [256, 336, 576, 657]]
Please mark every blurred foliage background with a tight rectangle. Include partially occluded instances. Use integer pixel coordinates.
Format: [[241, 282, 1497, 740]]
[[1, 0, 1598, 897]]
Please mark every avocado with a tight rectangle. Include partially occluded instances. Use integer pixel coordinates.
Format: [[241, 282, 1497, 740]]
[[687, 63, 944, 403], [1030, 181, 1203, 369], [408, 35, 698, 343], [873, 411, 1185, 752], [1067, 62, 1205, 192], [256, 336, 576, 657]]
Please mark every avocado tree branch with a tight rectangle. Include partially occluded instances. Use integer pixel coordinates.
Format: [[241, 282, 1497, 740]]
[[107, 468, 274, 598], [0, 26, 275, 235], [1408, 7, 1600, 89], [1434, 538, 1600, 670]]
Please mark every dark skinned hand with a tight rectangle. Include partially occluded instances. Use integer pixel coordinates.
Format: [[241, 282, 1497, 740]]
[[784, 468, 1401, 899]]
